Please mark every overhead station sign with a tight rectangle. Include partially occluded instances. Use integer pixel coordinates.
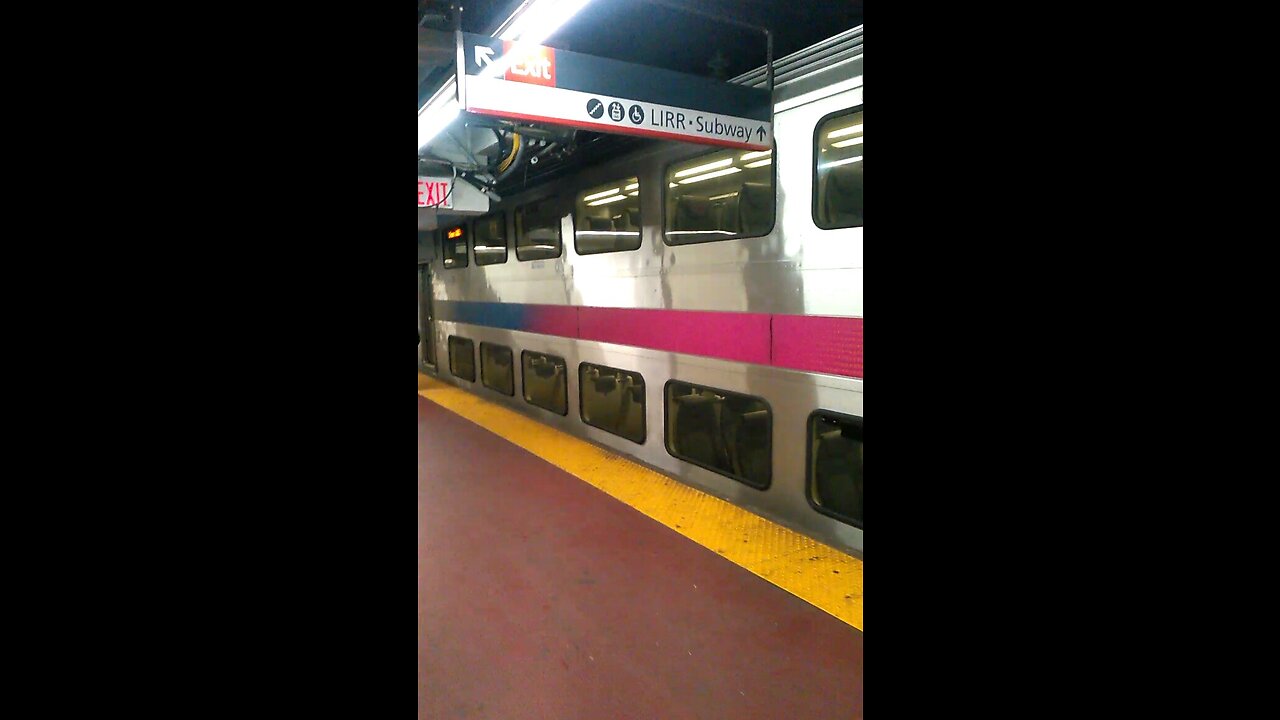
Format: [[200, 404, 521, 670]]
[[458, 32, 772, 151]]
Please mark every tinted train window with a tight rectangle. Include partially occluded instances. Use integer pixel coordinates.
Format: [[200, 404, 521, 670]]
[[814, 109, 863, 229], [515, 198, 563, 261], [665, 381, 771, 490], [664, 146, 774, 245], [579, 363, 645, 444], [480, 343, 514, 396], [448, 336, 475, 382], [807, 411, 863, 527], [473, 213, 507, 266], [441, 225, 468, 269], [522, 351, 568, 416], [574, 176, 641, 255]]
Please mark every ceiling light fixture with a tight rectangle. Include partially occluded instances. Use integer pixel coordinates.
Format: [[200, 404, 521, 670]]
[[678, 167, 741, 184], [827, 123, 864, 139], [587, 195, 629, 206], [674, 158, 733, 178], [583, 187, 621, 202], [818, 156, 863, 170], [417, 78, 460, 150]]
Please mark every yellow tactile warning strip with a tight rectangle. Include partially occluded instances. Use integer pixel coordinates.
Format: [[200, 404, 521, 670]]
[[418, 373, 863, 631]]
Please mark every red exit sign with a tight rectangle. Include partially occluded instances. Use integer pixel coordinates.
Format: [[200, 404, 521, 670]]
[[418, 177, 452, 209], [502, 41, 556, 87]]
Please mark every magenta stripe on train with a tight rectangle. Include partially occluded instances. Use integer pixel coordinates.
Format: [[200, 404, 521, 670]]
[[436, 301, 863, 379]]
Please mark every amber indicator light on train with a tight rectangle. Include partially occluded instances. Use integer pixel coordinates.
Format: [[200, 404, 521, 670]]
[[447, 227, 463, 240]]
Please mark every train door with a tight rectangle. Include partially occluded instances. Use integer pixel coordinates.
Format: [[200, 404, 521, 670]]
[[418, 265, 436, 367]]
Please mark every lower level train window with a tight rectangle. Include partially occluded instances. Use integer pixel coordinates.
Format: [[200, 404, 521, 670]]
[[579, 362, 645, 444], [448, 336, 475, 382], [480, 343, 514, 396], [522, 351, 568, 416], [665, 381, 771, 490], [814, 109, 863, 229], [807, 411, 863, 527]]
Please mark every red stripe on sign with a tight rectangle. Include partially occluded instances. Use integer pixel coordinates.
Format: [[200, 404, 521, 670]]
[[772, 315, 864, 379], [466, 107, 771, 151], [578, 307, 773, 365]]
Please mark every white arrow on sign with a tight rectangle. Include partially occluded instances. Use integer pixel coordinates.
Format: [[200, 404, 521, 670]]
[[474, 45, 494, 68]]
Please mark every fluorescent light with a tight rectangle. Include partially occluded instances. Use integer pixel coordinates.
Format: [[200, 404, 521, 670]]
[[827, 123, 863, 139], [666, 230, 735, 236], [497, 0, 594, 45], [587, 195, 628, 206], [576, 231, 640, 237], [740, 150, 771, 161], [624, 183, 639, 191], [421, 0, 597, 142], [582, 187, 620, 202], [627, 191, 639, 196], [831, 137, 864, 148], [417, 78, 460, 150], [743, 158, 772, 168], [480, 0, 595, 80], [674, 158, 732, 178], [679, 167, 741, 184], [708, 192, 739, 201], [669, 183, 678, 188], [818, 156, 862, 170]]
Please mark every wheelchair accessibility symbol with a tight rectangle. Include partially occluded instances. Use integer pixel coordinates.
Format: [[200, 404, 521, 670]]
[[628, 104, 644, 124]]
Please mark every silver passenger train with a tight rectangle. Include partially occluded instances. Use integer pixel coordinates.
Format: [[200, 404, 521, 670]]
[[419, 27, 864, 555]]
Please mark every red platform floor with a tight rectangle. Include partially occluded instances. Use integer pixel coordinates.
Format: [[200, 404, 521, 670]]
[[418, 395, 863, 719]]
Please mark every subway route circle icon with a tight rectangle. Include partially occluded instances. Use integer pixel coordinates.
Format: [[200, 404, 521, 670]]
[[586, 98, 604, 119]]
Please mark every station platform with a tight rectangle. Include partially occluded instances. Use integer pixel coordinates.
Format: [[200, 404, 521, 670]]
[[418, 374, 864, 719]]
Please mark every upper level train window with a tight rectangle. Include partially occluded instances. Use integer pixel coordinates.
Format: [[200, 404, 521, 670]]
[[522, 351, 568, 416], [665, 381, 771, 490], [473, 213, 507, 266], [664, 146, 774, 245], [814, 109, 863, 229], [441, 225, 468, 269], [579, 363, 645, 444], [448, 336, 475, 382], [574, 176, 642, 255], [480, 342, 514, 396], [515, 198, 563, 261], [807, 411, 863, 528]]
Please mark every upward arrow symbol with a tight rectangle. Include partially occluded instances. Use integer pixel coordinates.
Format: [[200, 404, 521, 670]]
[[756, 125, 766, 141], [475, 45, 495, 68]]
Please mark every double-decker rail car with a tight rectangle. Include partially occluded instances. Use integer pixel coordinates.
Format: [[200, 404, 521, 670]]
[[419, 26, 863, 555]]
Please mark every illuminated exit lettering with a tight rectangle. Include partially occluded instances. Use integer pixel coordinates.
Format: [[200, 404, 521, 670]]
[[418, 177, 452, 209], [502, 42, 556, 87]]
